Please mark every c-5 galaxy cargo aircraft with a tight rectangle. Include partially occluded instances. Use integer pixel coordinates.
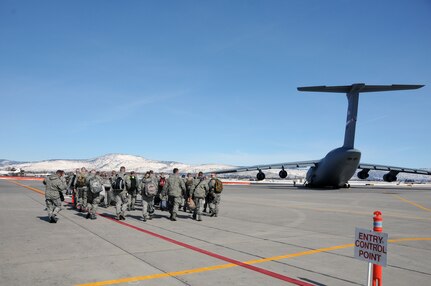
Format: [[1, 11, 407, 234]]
[[214, 83, 430, 188]]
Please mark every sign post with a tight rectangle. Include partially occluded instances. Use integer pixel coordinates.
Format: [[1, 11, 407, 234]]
[[354, 211, 388, 286]]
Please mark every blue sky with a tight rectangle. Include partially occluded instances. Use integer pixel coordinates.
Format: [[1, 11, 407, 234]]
[[1, 0, 430, 167]]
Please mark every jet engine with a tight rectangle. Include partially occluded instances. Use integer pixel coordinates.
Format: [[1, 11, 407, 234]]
[[357, 169, 370, 180], [256, 170, 266, 181], [279, 169, 287, 179], [383, 173, 397, 182]]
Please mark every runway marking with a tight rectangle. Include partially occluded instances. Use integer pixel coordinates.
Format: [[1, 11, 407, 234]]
[[393, 195, 431, 212], [99, 214, 313, 286], [77, 238, 431, 286], [10, 181, 431, 286], [9, 180, 45, 195], [270, 203, 431, 221], [9, 180, 313, 286]]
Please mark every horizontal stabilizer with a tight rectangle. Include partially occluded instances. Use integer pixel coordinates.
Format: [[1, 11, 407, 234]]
[[298, 84, 424, 93]]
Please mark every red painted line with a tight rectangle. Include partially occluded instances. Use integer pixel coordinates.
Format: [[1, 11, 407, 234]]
[[11, 180, 312, 285], [99, 214, 313, 286]]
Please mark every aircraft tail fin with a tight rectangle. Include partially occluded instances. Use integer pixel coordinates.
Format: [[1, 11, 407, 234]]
[[298, 83, 424, 149], [297, 84, 424, 93]]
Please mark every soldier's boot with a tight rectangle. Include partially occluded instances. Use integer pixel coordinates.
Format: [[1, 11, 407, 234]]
[[192, 213, 197, 220], [148, 214, 153, 220], [197, 215, 202, 221], [211, 211, 217, 217], [171, 212, 177, 221], [48, 215, 55, 223], [142, 215, 147, 222], [86, 213, 91, 219], [50, 215, 58, 223], [120, 212, 126, 220], [116, 214, 121, 220], [90, 214, 97, 220]]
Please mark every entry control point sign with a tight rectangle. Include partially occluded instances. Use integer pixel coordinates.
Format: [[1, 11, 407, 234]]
[[354, 228, 388, 267]]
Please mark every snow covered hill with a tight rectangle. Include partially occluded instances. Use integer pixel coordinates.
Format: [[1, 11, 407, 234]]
[[0, 154, 236, 174], [0, 159, 24, 168]]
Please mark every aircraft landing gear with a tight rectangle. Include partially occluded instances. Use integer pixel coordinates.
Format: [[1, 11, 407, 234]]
[[342, 183, 351, 188]]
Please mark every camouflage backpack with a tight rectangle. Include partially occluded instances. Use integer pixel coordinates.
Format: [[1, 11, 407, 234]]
[[90, 178, 103, 194], [76, 174, 86, 187], [214, 179, 223, 193], [145, 182, 158, 197]]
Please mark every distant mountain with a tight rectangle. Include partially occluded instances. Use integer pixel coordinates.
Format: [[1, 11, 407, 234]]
[[0, 159, 25, 167], [0, 154, 237, 174]]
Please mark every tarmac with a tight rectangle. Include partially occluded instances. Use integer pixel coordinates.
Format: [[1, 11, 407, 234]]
[[0, 179, 430, 286]]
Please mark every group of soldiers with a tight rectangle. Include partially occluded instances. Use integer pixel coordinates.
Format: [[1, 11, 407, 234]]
[[43, 166, 223, 223]]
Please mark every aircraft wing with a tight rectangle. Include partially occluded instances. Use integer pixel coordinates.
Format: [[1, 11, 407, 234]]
[[212, 160, 319, 174], [358, 163, 431, 175]]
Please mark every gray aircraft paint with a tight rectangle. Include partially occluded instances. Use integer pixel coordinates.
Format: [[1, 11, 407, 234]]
[[214, 83, 426, 188], [299, 83, 423, 188]]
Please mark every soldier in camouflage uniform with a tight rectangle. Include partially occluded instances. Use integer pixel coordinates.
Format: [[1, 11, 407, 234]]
[[183, 173, 194, 212], [76, 167, 88, 212], [107, 170, 117, 206], [68, 168, 79, 207], [155, 173, 166, 209], [125, 171, 138, 211], [140, 171, 158, 221], [86, 171, 104, 220], [112, 166, 128, 220], [208, 173, 222, 217], [43, 170, 67, 223], [163, 168, 186, 221], [191, 175, 209, 221], [100, 172, 112, 207]]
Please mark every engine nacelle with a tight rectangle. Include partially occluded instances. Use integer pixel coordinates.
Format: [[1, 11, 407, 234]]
[[383, 173, 397, 182], [279, 170, 287, 179], [357, 169, 370, 180], [256, 171, 266, 181]]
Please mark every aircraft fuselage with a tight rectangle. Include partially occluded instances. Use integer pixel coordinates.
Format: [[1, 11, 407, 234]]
[[306, 147, 361, 188]]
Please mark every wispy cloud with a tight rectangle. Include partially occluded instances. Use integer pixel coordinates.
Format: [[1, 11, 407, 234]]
[[183, 150, 321, 166], [77, 91, 187, 128], [362, 115, 388, 125]]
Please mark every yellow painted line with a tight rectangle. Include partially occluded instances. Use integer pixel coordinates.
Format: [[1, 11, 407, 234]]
[[393, 195, 431, 212], [76, 238, 431, 286], [8, 181, 431, 285], [282, 204, 431, 221], [389, 237, 431, 243], [244, 243, 355, 265], [77, 264, 236, 286], [9, 180, 45, 195]]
